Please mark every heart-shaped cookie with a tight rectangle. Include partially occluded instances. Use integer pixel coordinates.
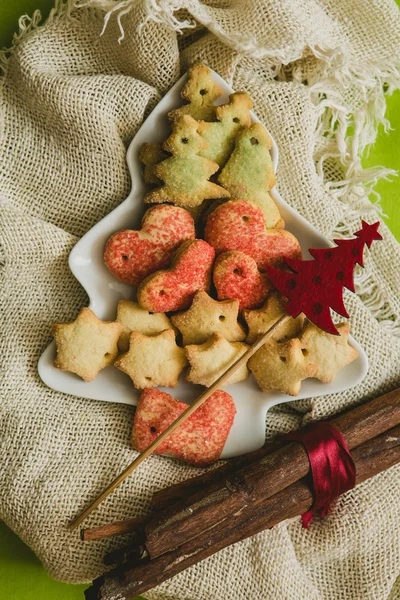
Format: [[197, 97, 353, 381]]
[[137, 239, 215, 312], [104, 205, 195, 286], [132, 388, 236, 465], [213, 250, 272, 310], [205, 199, 301, 268]]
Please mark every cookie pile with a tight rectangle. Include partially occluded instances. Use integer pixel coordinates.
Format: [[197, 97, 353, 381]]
[[51, 63, 359, 464]]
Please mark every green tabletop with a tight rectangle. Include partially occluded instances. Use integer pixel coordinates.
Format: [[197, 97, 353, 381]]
[[1, 2, 399, 600]]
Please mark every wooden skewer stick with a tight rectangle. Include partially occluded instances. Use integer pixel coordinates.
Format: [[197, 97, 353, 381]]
[[68, 314, 291, 529]]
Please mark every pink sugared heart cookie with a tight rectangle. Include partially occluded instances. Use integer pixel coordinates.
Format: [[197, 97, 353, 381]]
[[137, 239, 215, 312], [104, 205, 195, 286], [213, 250, 272, 310], [132, 388, 236, 465], [205, 199, 301, 268]]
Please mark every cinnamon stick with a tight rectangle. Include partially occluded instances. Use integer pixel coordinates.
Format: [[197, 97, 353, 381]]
[[82, 387, 400, 544], [144, 386, 400, 558], [81, 516, 148, 542], [86, 424, 400, 600], [151, 439, 283, 511]]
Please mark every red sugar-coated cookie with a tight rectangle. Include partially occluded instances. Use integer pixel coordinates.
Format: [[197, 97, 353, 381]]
[[205, 199, 302, 268], [132, 388, 236, 466], [104, 205, 195, 286], [137, 239, 215, 312], [213, 251, 272, 310]]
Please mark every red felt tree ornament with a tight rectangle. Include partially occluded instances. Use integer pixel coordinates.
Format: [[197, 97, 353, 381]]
[[265, 221, 382, 335]]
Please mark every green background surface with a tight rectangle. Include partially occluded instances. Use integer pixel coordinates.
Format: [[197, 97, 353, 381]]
[[1, 2, 399, 600]]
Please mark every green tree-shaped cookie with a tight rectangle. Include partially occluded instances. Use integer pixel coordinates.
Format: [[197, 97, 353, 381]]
[[145, 115, 230, 208], [218, 123, 282, 228], [197, 92, 253, 167]]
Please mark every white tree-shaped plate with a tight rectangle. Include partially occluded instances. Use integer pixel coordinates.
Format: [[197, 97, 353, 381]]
[[38, 69, 368, 458]]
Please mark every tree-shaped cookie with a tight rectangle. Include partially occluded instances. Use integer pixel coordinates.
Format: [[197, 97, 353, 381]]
[[168, 63, 222, 123], [299, 321, 359, 383], [218, 123, 282, 228], [248, 338, 318, 396], [52, 307, 122, 382], [197, 92, 253, 167], [139, 143, 169, 185], [171, 290, 246, 345], [144, 115, 230, 208]]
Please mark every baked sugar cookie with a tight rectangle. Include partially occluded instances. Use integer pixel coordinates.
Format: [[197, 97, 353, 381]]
[[244, 291, 305, 344], [213, 250, 271, 311], [218, 123, 281, 228], [132, 388, 236, 466], [168, 63, 222, 123], [137, 239, 215, 312], [116, 300, 175, 352], [144, 115, 229, 208], [171, 290, 245, 345], [248, 338, 317, 396], [205, 199, 301, 268], [52, 307, 122, 382], [104, 205, 195, 286], [185, 333, 249, 387], [197, 92, 253, 167], [299, 321, 359, 383], [114, 329, 187, 389]]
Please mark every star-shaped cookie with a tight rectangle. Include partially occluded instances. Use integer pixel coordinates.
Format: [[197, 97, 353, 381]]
[[116, 300, 175, 352], [248, 338, 317, 396], [171, 290, 246, 346], [114, 329, 187, 389], [243, 291, 305, 344], [185, 333, 249, 387], [52, 307, 122, 382], [299, 321, 359, 383]]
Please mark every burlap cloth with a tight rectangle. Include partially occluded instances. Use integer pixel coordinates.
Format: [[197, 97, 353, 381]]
[[1, 1, 400, 598]]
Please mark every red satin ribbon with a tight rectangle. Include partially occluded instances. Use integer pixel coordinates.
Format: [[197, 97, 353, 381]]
[[283, 422, 356, 528]]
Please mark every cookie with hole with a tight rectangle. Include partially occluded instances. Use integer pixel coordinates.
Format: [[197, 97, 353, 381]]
[[218, 122, 282, 228], [116, 300, 176, 352], [132, 388, 236, 466], [213, 250, 272, 311], [104, 204, 195, 287], [170, 290, 245, 346], [52, 307, 122, 382], [144, 115, 230, 208], [243, 291, 305, 344], [197, 91, 253, 167], [248, 338, 317, 396], [168, 62, 223, 123], [185, 333, 250, 387], [137, 239, 215, 313], [114, 329, 187, 389], [299, 321, 359, 384], [205, 198, 301, 268]]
